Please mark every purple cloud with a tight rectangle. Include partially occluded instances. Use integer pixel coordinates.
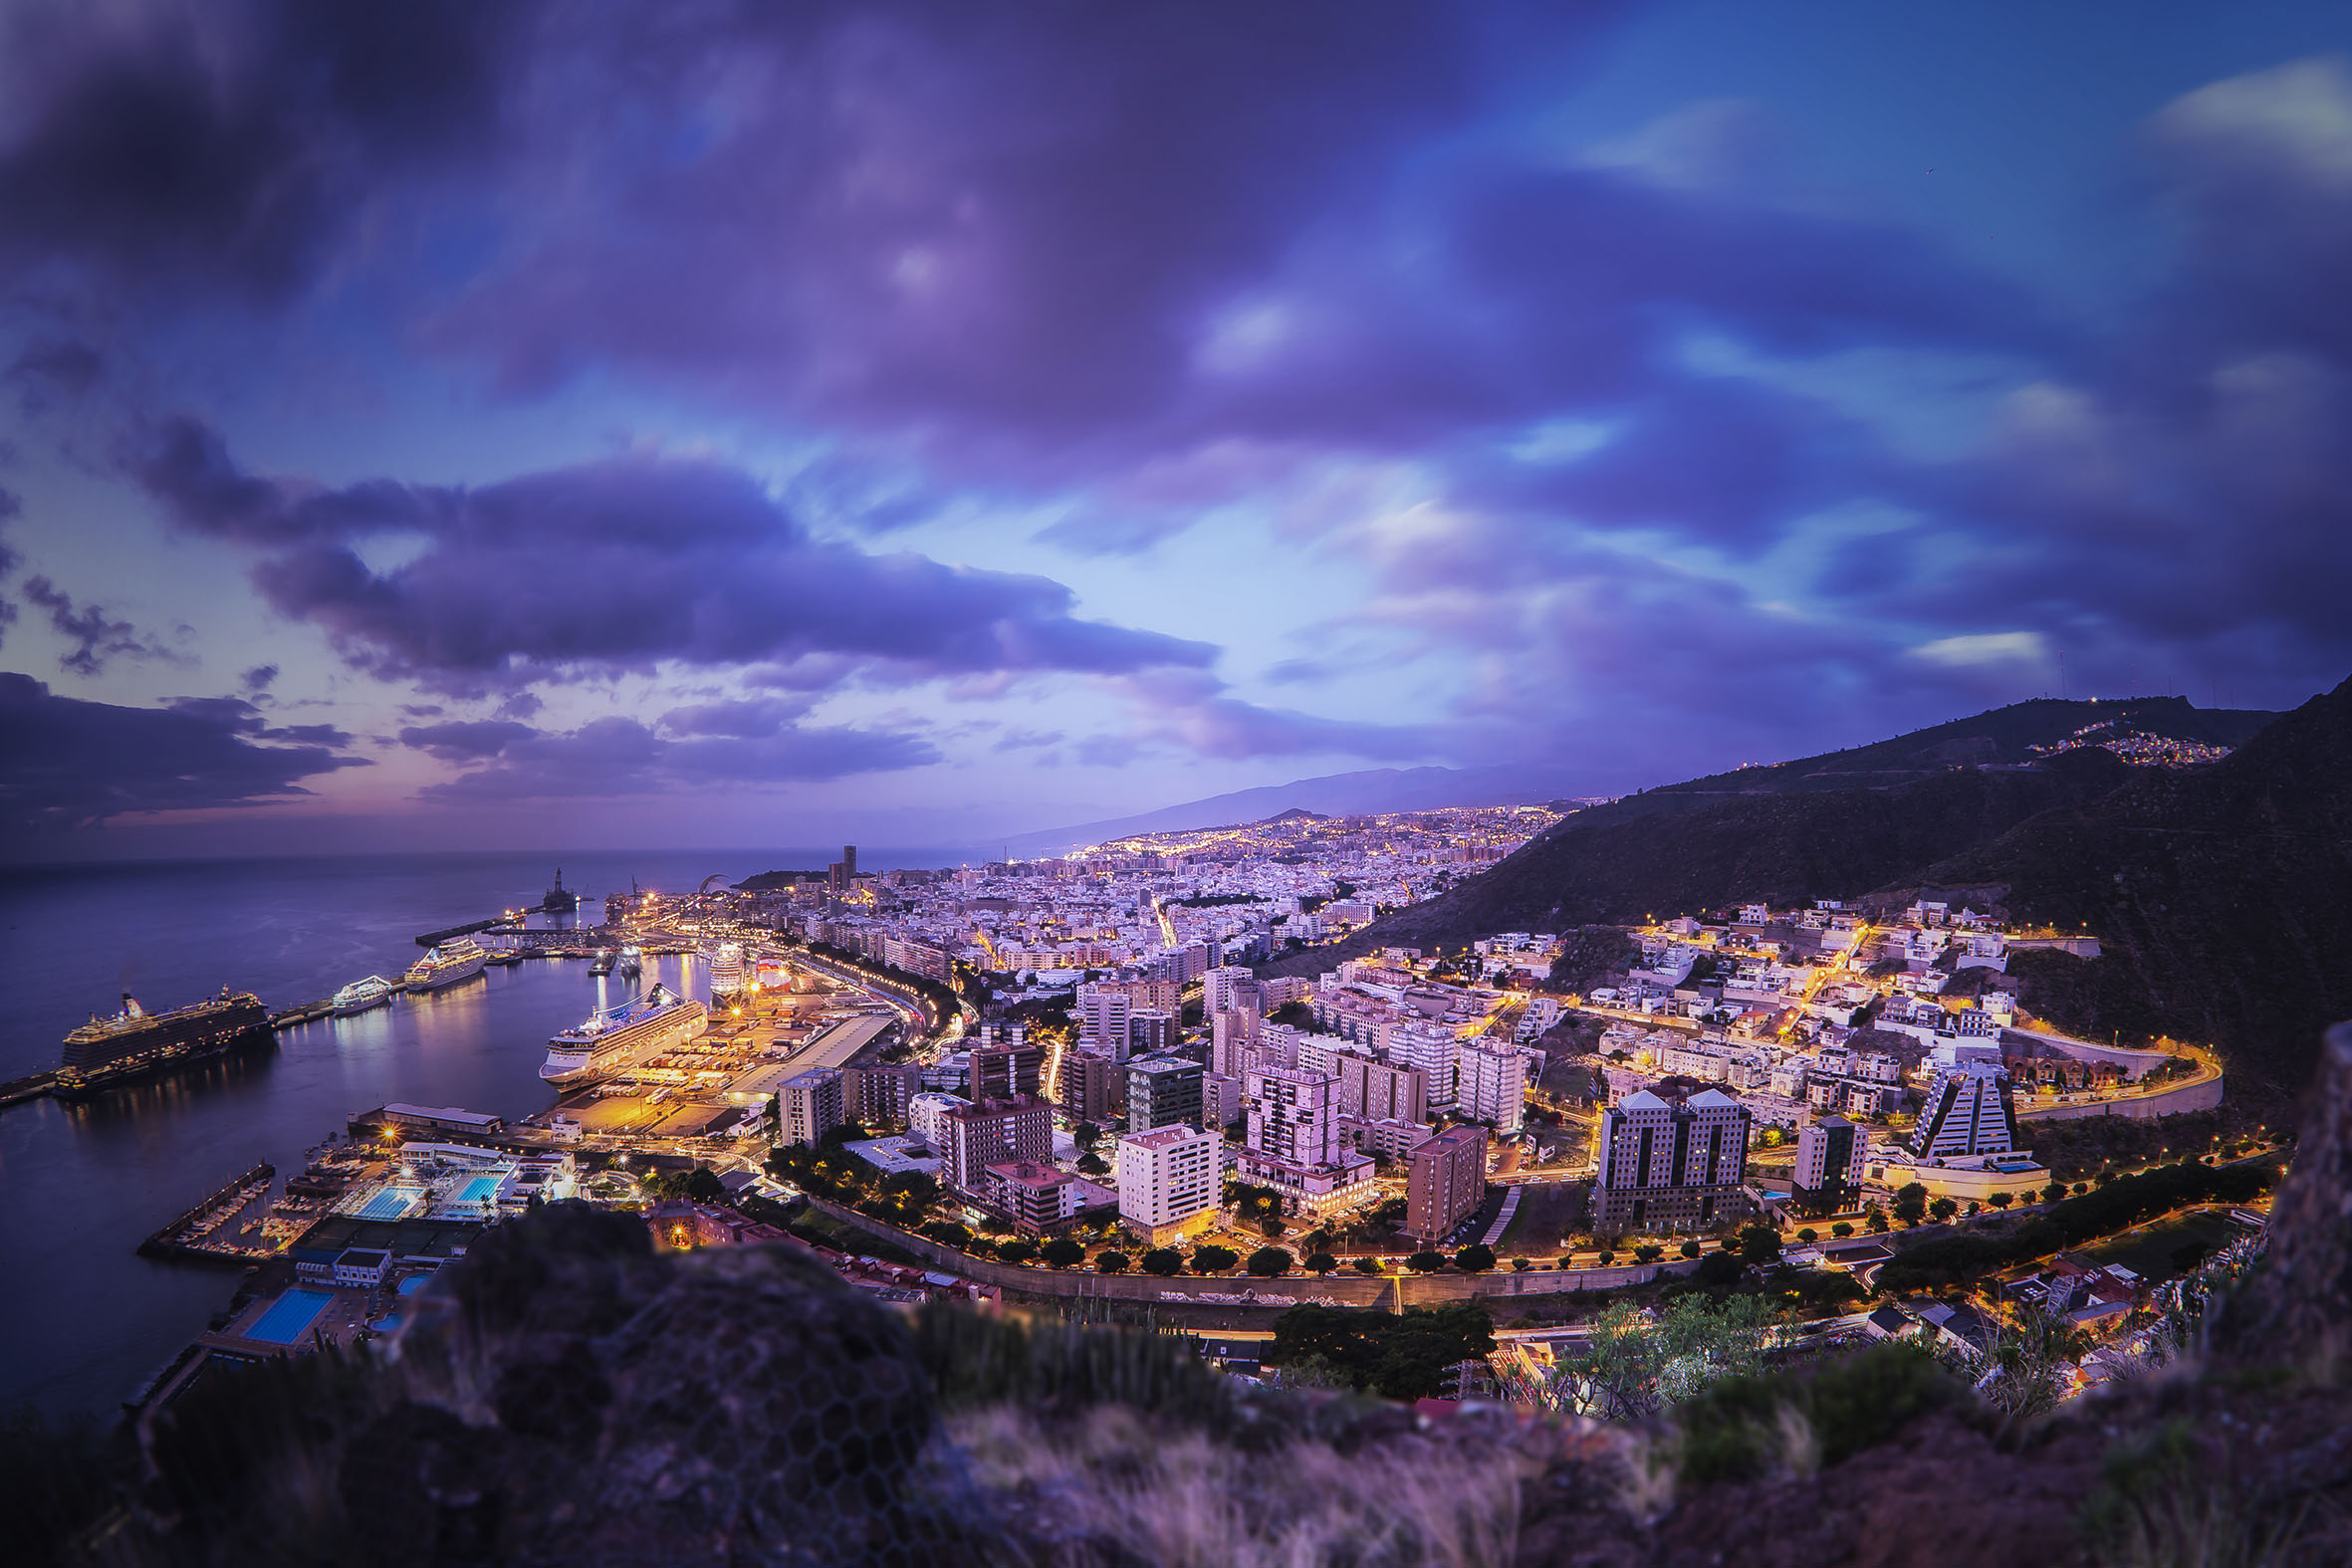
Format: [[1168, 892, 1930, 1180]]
[[398, 712, 936, 801], [20, 575, 190, 675], [0, 673, 368, 836], [136, 422, 1215, 693]]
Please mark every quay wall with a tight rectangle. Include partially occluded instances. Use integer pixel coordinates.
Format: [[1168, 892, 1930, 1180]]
[[802, 1194, 1690, 1310]]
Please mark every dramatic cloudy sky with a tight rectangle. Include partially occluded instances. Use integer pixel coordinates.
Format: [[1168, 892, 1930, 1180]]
[[4, 0, 2350, 857]]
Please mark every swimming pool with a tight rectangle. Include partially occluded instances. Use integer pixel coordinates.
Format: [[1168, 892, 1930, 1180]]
[[246, 1287, 334, 1344], [455, 1175, 504, 1205], [395, 1273, 428, 1297], [353, 1187, 423, 1221]]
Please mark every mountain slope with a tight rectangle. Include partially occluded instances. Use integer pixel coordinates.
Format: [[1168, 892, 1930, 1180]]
[[999, 763, 1583, 858], [1344, 748, 2133, 944], [1910, 676, 2352, 1097]]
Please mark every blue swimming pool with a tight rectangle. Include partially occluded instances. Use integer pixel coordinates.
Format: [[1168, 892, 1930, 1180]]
[[247, 1287, 334, 1344], [456, 1175, 504, 1204], [395, 1273, 427, 1297], [353, 1187, 422, 1222]]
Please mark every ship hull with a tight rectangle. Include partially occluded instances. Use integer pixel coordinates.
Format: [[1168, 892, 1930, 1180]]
[[331, 993, 392, 1016], [540, 1001, 708, 1086], [54, 1020, 274, 1102], [407, 954, 488, 991]]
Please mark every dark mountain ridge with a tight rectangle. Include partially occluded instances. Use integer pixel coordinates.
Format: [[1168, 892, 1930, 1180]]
[[1908, 675, 2352, 1097]]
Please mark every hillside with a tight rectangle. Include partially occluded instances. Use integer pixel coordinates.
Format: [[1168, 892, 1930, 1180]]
[[1271, 696, 2265, 974], [999, 763, 1583, 858], [1909, 675, 2352, 1098]]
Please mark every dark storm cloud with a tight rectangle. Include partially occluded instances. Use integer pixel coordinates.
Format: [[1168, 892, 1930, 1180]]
[[0, 673, 368, 835], [397, 713, 937, 801], [0, 0, 531, 298], [136, 423, 1215, 693], [20, 575, 189, 675]]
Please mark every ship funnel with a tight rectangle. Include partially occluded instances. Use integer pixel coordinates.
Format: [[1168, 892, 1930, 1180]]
[[121, 993, 144, 1017]]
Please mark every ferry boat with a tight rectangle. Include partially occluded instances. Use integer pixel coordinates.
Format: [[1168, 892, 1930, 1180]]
[[404, 936, 487, 991], [540, 985, 708, 1086], [617, 945, 644, 981], [589, 949, 615, 977], [332, 976, 395, 1015], [57, 988, 271, 1100]]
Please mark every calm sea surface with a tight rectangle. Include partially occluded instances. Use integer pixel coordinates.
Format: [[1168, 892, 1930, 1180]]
[[0, 849, 956, 1417]]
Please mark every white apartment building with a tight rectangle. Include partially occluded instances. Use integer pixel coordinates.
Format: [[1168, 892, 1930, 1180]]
[[1459, 1039, 1527, 1135], [1384, 1025, 1460, 1110], [1202, 965, 1259, 1018], [1116, 1123, 1221, 1245], [1240, 1065, 1373, 1217]]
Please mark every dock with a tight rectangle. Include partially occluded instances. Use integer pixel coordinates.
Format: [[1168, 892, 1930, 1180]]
[[0, 1070, 55, 1109], [139, 1162, 282, 1264]]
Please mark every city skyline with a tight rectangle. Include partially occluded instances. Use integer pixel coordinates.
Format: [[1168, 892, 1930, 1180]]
[[6, 1, 2352, 859]]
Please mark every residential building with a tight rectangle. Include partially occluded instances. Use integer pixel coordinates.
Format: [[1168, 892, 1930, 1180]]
[[1128, 1054, 1205, 1134], [1459, 1039, 1528, 1135], [1062, 1053, 1125, 1127], [906, 1091, 967, 1151], [1127, 1009, 1179, 1058], [777, 1069, 844, 1148], [1592, 1086, 1753, 1232], [1404, 1125, 1489, 1241], [1116, 1123, 1221, 1245], [1793, 1114, 1865, 1212], [1332, 1055, 1427, 1126], [1384, 1025, 1460, 1109], [983, 1160, 1082, 1233], [942, 1095, 1054, 1196], [1201, 1070, 1244, 1131], [1239, 1065, 1374, 1217], [838, 1063, 919, 1131], [1202, 965, 1261, 1019], [1209, 1008, 1261, 1076], [970, 1042, 1045, 1101]]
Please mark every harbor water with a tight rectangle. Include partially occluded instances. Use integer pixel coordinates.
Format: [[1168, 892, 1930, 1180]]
[[0, 849, 950, 1418]]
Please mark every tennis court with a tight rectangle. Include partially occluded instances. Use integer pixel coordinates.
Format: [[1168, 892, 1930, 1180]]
[[246, 1287, 334, 1344]]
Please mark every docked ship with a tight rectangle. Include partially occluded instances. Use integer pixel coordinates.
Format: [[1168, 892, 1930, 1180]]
[[403, 936, 487, 991], [707, 942, 748, 1004], [57, 988, 272, 1100], [331, 975, 395, 1015], [540, 985, 707, 1085], [617, 945, 644, 981], [589, 949, 615, 977], [542, 867, 581, 915]]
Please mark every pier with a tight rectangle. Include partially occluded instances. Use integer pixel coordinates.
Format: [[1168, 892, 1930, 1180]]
[[0, 1069, 56, 1108], [139, 1162, 281, 1264]]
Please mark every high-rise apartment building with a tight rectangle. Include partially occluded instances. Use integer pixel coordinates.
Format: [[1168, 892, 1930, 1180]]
[[777, 1068, 844, 1148], [838, 1063, 919, 1131], [1074, 986, 1134, 1060], [1210, 1008, 1262, 1077], [971, 1041, 1045, 1102], [1592, 1086, 1753, 1232], [1062, 1053, 1125, 1127], [1459, 1040, 1528, 1135], [1793, 1114, 1865, 1212], [1201, 966, 1261, 1019], [1384, 1026, 1460, 1110], [1115, 1123, 1221, 1245], [1127, 1009, 1178, 1058], [1239, 1066, 1374, 1216], [1201, 1070, 1244, 1130], [1333, 1055, 1427, 1126], [1127, 1054, 1205, 1134], [943, 1095, 1055, 1197], [1911, 1063, 2018, 1160], [1404, 1124, 1489, 1241]]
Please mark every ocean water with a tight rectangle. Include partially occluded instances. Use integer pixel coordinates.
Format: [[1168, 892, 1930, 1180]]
[[0, 849, 947, 1417]]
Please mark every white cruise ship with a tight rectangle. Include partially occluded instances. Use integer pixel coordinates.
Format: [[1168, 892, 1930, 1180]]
[[332, 975, 395, 1015], [707, 942, 748, 1001], [540, 985, 708, 1085], [404, 936, 487, 991]]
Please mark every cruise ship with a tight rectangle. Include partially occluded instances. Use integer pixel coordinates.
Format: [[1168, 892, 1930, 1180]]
[[332, 975, 395, 1015], [57, 988, 272, 1099], [707, 942, 748, 1003], [404, 936, 487, 991], [540, 985, 708, 1085]]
